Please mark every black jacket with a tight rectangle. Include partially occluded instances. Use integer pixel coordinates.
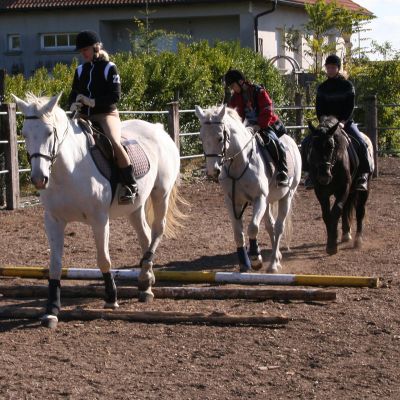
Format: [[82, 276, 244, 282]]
[[68, 59, 121, 116], [316, 75, 355, 122]]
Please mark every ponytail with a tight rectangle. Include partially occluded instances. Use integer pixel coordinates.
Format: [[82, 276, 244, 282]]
[[93, 43, 109, 62]]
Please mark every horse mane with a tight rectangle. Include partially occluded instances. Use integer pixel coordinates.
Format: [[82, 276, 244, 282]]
[[201, 105, 243, 124], [316, 115, 348, 159], [24, 92, 65, 124]]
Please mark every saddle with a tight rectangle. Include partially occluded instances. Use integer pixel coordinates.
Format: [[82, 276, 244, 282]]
[[340, 128, 360, 177], [255, 133, 295, 179], [78, 119, 150, 199]]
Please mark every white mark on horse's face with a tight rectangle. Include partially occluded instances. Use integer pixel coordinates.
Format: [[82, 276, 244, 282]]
[[23, 119, 56, 190]]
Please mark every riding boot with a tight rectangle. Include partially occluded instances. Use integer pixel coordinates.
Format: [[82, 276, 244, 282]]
[[119, 165, 138, 203], [355, 173, 369, 191], [276, 142, 289, 187]]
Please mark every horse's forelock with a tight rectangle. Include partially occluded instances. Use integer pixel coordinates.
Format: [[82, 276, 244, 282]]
[[24, 93, 63, 123]]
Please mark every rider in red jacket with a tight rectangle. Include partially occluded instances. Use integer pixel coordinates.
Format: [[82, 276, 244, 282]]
[[224, 69, 289, 186]]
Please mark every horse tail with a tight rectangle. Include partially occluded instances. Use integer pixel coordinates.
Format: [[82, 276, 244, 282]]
[[164, 183, 189, 239], [145, 182, 188, 239]]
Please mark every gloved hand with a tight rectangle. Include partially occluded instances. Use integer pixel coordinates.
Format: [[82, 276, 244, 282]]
[[70, 102, 82, 113], [246, 124, 261, 135], [76, 94, 95, 108]]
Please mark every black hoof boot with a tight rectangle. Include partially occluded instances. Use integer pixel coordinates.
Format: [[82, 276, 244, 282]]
[[41, 279, 61, 329]]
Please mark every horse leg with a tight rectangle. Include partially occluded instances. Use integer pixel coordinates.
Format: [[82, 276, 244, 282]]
[[247, 196, 267, 271], [267, 195, 292, 273], [41, 212, 66, 329], [91, 217, 119, 310], [128, 207, 154, 302], [224, 196, 251, 272], [354, 191, 368, 249], [342, 193, 353, 243], [316, 191, 338, 255], [264, 204, 276, 251]]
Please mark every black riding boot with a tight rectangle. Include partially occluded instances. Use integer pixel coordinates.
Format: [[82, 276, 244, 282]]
[[276, 142, 289, 187], [355, 146, 371, 191], [119, 165, 138, 203]]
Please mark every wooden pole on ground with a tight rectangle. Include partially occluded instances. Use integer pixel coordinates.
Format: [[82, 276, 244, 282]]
[[0, 265, 380, 288], [0, 306, 288, 326], [0, 285, 336, 302]]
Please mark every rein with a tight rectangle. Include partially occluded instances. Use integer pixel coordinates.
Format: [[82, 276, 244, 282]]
[[203, 120, 256, 220], [24, 115, 69, 167]]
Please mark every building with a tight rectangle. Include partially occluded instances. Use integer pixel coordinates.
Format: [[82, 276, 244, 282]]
[[0, 0, 372, 76]]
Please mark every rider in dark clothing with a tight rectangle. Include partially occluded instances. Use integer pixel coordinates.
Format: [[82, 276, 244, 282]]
[[224, 69, 289, 187], [302, 54, 372, 191]]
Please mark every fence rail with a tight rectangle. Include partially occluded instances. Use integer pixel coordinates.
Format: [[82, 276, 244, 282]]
[[0, 96, 395, 210]]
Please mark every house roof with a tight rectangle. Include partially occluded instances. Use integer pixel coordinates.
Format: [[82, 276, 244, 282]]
[[278, 0, 372, 15], [0, 0, 372, 14]]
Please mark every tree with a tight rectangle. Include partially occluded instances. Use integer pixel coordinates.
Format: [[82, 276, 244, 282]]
[[285, 0, 374, 75]]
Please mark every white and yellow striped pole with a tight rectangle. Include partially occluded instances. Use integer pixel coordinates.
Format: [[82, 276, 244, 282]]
[[0, 265, 379, 287]]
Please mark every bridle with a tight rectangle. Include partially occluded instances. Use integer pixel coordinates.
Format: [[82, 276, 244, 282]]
[[202, 119, 256, 220], [24, 115, 69, 167], [202, 120, 256, 167], [310, 132, 338, 177]]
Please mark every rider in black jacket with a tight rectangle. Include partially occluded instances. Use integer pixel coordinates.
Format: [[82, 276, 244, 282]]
[[68, 30, 138, 203], [302, 54, 372, 191]]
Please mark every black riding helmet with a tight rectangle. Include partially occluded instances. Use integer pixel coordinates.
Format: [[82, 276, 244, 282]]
[[75, 30, 100, 51], [224, 69, 246, 86], [325, 54, 341, 68]]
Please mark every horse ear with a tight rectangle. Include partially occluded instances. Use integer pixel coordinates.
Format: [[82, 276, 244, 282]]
[[41, 92, 63, 115], [217, 104, 226, 120], [308, 120, 316, 133], [12, 94, 30, 115], [194, 105, 205, 121]]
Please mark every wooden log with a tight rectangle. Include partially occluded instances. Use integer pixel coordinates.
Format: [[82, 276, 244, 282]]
[[0, 285, 336, 302], [0, 306, 288, 326]]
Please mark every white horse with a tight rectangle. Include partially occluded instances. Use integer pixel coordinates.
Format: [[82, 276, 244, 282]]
[[195, 105, 301, 273], [14, 93, 182, 328]]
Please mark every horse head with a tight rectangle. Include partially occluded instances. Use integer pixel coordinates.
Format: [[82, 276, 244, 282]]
[[13, 93, 66, 190], [195, 104, 228, 179], [308, 116, 341, 185]]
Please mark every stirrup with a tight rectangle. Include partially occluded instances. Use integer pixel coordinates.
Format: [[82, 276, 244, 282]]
[[118, 185, 137, 204], [355, 175, 368, 191], [276, 172, 289, 187]]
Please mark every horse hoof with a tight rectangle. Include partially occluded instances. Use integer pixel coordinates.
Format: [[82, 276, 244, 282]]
[[104, 301, 119, 310], [138, 291, 154, 303], [354, 239, 363, 249], [326, 246, 338, 255], [40, 314, 58, 329], [250, 255, 263, 271], [342, 233, 352, 242], [239, 264, 251, 273], [266, 266, 279, 274]]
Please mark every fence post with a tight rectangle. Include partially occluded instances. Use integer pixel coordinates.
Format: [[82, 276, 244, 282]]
[[0, 103, 20, 209], [0, 69, 5, 104], [0, 69, 6, 206], [167, 101, 180, 151], [294, 92, 304, 143], [364, 95, 378, 178]]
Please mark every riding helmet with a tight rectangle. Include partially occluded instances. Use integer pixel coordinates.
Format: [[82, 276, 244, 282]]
[[75, 30, 100, 51], [224, 69, 246, 86], [325, 54, 341, 68]]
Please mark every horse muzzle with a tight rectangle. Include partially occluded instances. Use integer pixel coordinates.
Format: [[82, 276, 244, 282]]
[[317, 174, 332, 186], [31, 175, 49, 190]]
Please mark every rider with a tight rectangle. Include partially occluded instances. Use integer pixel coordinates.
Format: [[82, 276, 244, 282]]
[[302, 54, 372, 191], [224, 69, 289, 186], [68, 30, 138, 203]]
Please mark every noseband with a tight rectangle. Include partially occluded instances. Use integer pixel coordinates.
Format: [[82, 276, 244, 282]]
[[24, 115, 68, 167]]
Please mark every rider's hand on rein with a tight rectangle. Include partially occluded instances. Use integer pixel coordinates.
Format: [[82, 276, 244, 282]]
[[76, 94, 95, 108]]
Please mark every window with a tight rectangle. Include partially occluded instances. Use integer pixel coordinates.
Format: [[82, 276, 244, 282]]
[[41, 33, 77, 50], [8, 34, 21, 51]]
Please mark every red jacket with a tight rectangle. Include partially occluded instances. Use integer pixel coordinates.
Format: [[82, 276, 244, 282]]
[[228, 83, 279, 129]]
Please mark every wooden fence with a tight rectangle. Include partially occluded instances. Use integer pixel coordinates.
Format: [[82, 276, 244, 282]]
[[0, 97, 380, 210]]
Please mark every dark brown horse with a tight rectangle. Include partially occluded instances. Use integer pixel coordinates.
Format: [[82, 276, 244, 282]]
[[307, 116, 373, 255]]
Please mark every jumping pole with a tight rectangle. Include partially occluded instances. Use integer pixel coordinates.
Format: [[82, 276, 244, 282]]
[[0, 265, 379, 287]]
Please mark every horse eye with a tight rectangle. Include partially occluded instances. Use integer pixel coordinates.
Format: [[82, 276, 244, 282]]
[[218, 137, 223, 143]]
